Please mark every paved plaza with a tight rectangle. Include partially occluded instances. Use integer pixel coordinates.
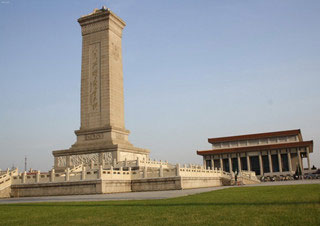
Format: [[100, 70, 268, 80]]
[[0, 180, 319, 204]]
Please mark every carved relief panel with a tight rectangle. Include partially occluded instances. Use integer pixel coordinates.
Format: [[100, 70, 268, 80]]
[[103, 152, 113, 164], [70, 153, 99, 166], [88, 42, 101, 113], [57, 156, 67, 167]]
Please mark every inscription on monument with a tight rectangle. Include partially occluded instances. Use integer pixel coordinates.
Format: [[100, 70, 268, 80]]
[[85, 133, 104, 140], [111, 42, 119, 61], [88, 42, 101, 112]]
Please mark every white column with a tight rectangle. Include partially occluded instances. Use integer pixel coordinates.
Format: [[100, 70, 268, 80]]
[[220, 155, 223, 171], [259, 153, 263, 175], [211, 156, 214, 170], [246, 154, 251, 171], [277, 151, 282, 173], [237, 154, 241, 172], [306, 148, 311, 170], [268, 151, 273, 173], [287, 151, 292, 172], [297, 148, 303, 173], [203, 157, 206, 169], [228, 155, 232, 173]]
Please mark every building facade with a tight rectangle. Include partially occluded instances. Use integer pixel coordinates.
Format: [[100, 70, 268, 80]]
[[197, 130, 313, 177]]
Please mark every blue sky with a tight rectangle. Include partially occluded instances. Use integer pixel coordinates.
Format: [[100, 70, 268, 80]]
[[0, 0, 319, 171]]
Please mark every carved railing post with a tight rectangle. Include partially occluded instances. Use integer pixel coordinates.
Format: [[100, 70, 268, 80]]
[[66, 168, 70, 181], [110, 166, 113, 178], [36, 171, 40, 183], [98, 165, 103, 179], [176, 164, 180, 176], [143, 167, 147, 178], [50, 169, 55, 182], [22, 171, 26, 184], [159, 164, 163, 177], [81, 166, 86, 180], [90, 160, 94, 169], [119, 167, 123, 178]]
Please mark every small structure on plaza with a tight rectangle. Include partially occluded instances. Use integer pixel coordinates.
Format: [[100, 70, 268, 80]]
[[197, 129, 314, 178]]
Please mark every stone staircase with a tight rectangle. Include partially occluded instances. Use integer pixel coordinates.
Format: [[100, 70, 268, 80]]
[[230, 170, 260, 185], [0, 168, 18, 198]]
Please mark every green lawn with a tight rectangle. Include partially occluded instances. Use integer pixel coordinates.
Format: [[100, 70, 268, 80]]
[[0, 184, 319, 226]]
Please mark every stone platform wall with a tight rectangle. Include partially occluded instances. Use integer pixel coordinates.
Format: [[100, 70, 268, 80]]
[[11, 179, 132, 197], [10, 176, 225, 197], [0, 186, 11, 199], [132, 176, 224, 191], [181, 177, 223, 189], [132, 177, 182, 192], [102, 180, 131, 193], [11, 180, 103, 197]]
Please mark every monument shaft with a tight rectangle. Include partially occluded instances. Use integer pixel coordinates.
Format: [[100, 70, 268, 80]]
[[79, 9, 125, 131], [75, 8, 129, 145]]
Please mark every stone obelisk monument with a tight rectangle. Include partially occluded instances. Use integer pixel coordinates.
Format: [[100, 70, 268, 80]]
[[53, 7, 149, 170]]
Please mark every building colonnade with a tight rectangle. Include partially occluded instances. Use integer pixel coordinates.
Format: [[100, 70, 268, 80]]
[[204, 148, 311, 176]]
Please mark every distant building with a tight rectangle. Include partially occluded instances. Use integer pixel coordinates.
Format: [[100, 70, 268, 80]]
[[197, 129, 313, 177]]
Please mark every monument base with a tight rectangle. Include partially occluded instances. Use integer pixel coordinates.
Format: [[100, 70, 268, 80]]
[[53, 143, 149, 171], [10, 177, 225, 198], [52, 126, 149, 171]]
